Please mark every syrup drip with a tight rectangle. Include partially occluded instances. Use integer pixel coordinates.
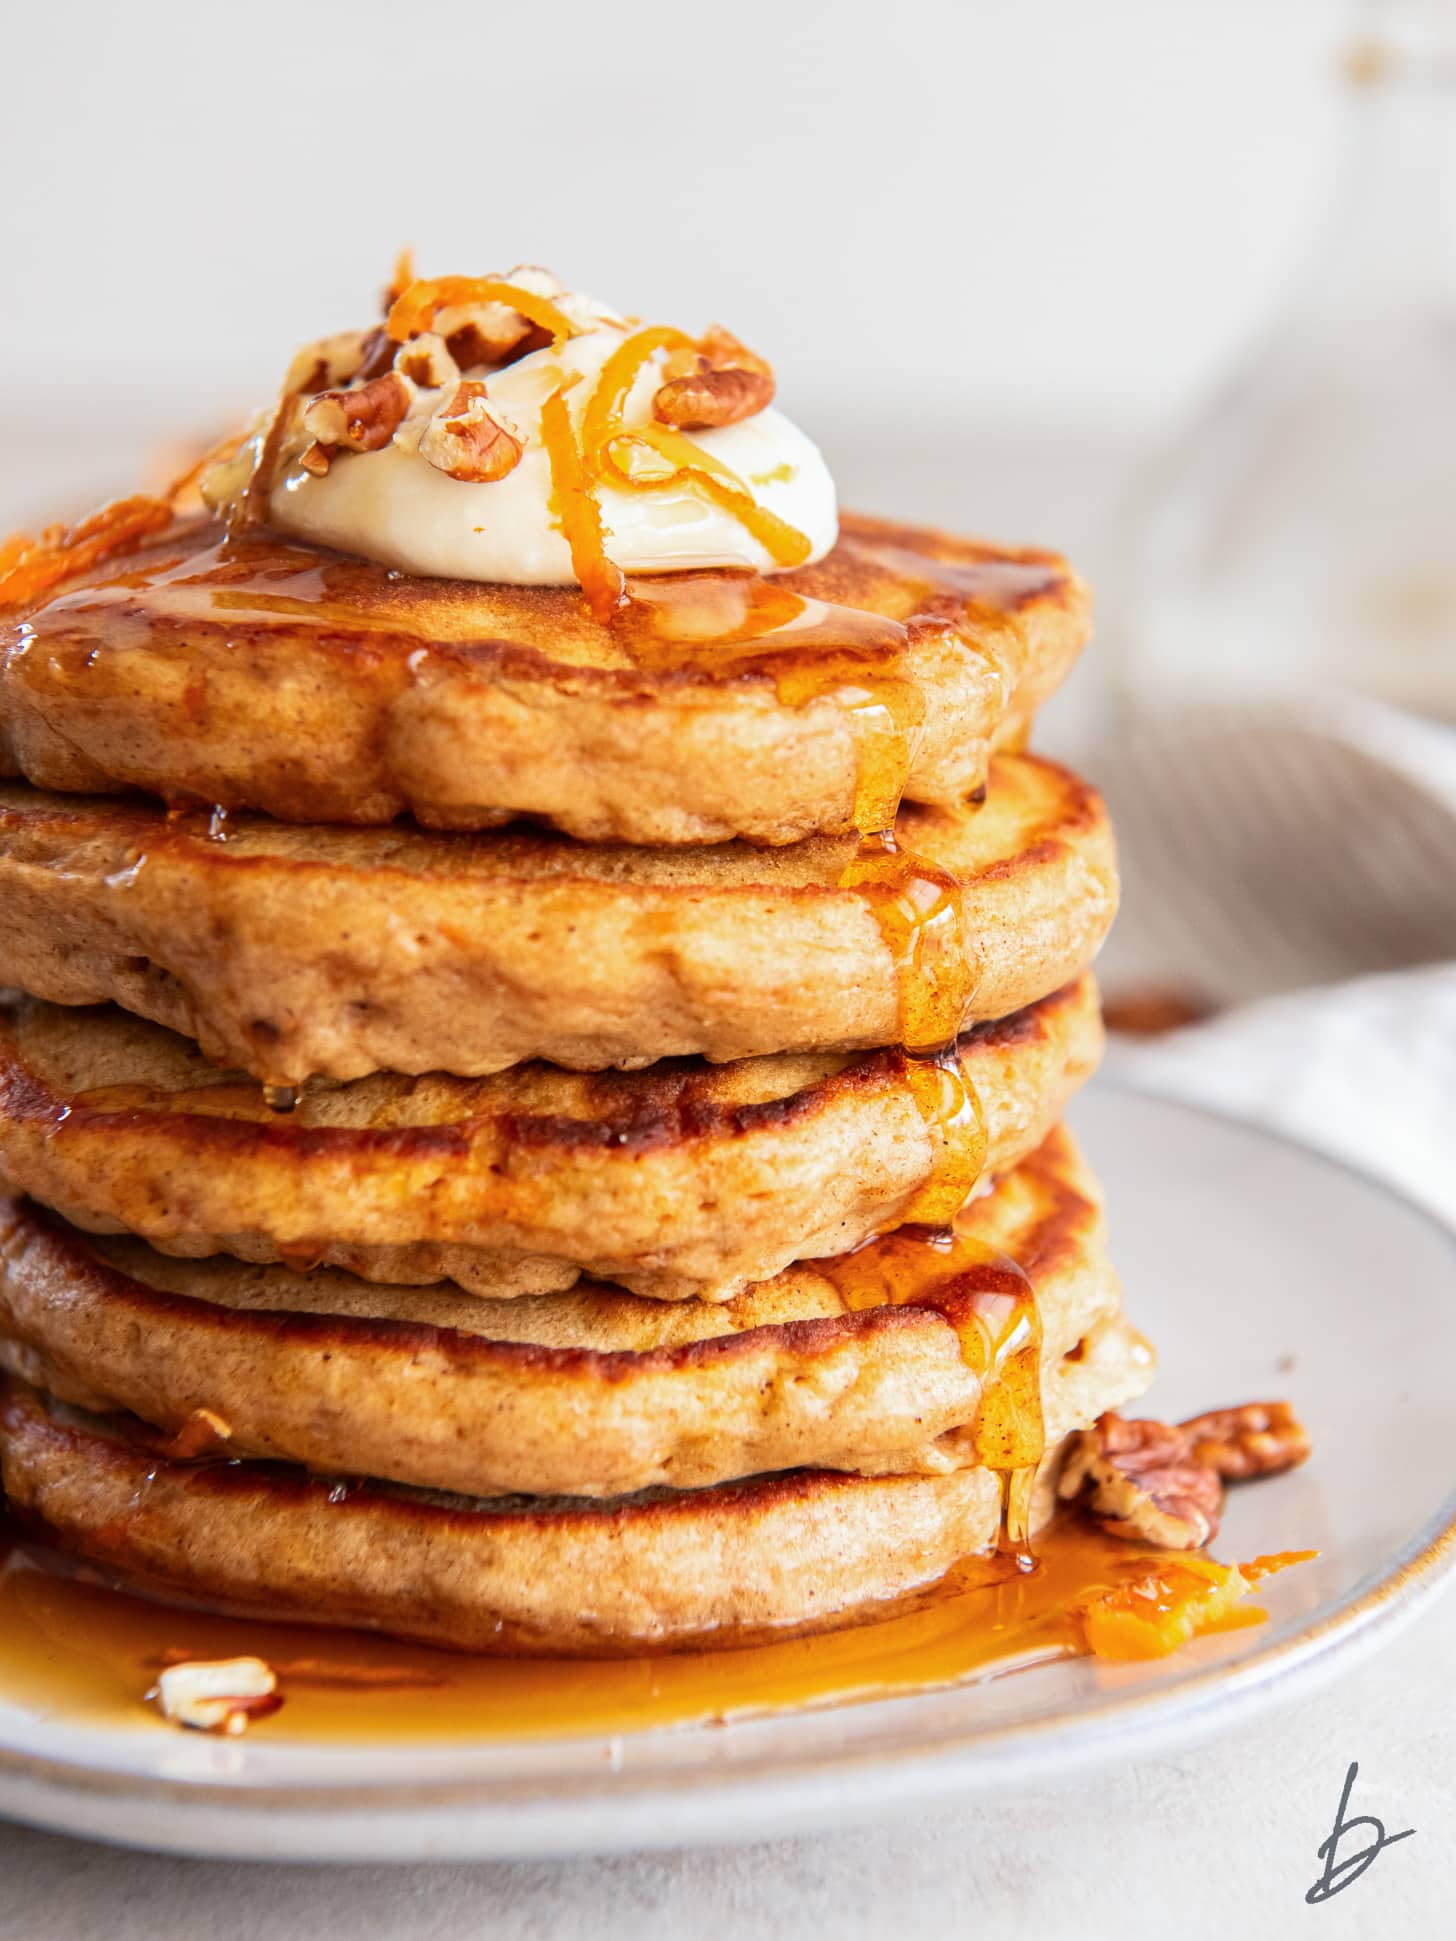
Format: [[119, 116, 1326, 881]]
[[841, 828, 976, 1056], [808, 1217, 1043, 1489], [617, 573, 921, 832], [262, 1084, 299, 1115], [895, 1044, 989, 1227], [0, 1511, 1282, 1746], [824, 802, 1025, 1542]]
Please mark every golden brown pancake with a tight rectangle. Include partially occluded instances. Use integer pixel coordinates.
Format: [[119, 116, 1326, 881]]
[[0, 512, 1089, 846], [0, 1313, 1150, 1654], [0, 753, 1116, 1083], [0, 979, 1101, 1302], [0, 1125, 1127, 1497]]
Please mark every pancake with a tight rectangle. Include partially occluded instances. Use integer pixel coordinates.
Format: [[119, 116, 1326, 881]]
[[0, 978, 1101, 1303], [0, 511, 1089, 846], [0, 1314, 1150, 1654], [0, 1125, 1129, 1496], [0, 752, 1116, 1083]]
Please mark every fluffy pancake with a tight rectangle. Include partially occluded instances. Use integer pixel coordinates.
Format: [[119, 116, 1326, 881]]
[[0, 1125, 1130, 1496], [0, 979, 1101, 1302], [0, 512, 1089, 846], [0, 1314, 1149, 1654], [0, 753, 1116, 1083]]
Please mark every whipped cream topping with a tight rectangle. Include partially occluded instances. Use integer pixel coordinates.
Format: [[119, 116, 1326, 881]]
[[206, 275, 838, 590]]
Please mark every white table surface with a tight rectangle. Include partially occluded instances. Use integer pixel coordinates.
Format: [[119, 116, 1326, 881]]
[[3, 420, 1449, 1936]]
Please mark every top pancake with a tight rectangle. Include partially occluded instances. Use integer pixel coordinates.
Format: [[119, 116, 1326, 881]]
[[0, 511, 1089, 845]]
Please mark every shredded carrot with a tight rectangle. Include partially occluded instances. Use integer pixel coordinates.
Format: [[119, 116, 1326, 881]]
[[1079, 1547, 1313, 1661], [601, 424, 812, 567], [0, 495, 175, 612], [1081, 1557, 1246, 1661], [575, 327, 809, 577], [1242, 1548, 1319, 1583], [386, 277, 579, 348], [541, 383, 625, 621], [580, 324, 694, 466]]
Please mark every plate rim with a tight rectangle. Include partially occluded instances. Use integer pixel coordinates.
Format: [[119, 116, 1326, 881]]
[[2, 1082, 1454, 1857]]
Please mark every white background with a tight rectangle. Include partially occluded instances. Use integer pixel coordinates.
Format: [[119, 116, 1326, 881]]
[[4, 0, 1347, 467]]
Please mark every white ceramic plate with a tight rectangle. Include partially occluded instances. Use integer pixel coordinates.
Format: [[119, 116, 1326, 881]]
[[1, 1085, 1452, 1861]]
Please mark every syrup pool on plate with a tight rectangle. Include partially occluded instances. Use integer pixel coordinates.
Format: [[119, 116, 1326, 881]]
[[0, 1513, 1284, 1745]]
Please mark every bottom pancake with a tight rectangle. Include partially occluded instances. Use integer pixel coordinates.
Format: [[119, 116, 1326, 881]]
[[0, 1316, 1151, 1655]]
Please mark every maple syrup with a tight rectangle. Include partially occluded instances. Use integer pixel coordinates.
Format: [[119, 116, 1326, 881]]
[[0, 1510, 1281, 1745], [841, 533, 1069, 617], [617, 572, 922, 832], [814, 1221, 1040, 1454], [64, 1076, 276, 1122], [897, 1044, 989, 1225], [840, 828, 979, 1055]]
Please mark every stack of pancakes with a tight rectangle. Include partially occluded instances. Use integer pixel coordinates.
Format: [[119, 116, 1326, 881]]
[[0, 510, 1150, 1654]]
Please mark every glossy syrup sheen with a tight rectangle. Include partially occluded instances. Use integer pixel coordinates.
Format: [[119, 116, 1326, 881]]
[[0, 1513, 1250, 1746]]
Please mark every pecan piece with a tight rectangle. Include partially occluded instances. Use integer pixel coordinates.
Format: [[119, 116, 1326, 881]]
[[1059, 1412, 1224, 1548], [282, 329, 374, 398], [150, 1657, 282, 1737], [1181, 1401, 1312, 1481], [418, 379, 523, 482], [652, 326, 775, 429], [441, 267, 567, 371], [393, 331, 459, 391], [303, 371, 413, 453]]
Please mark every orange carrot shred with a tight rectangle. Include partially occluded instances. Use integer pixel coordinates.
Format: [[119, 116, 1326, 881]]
[[541, 384, 625, 621], [386, 277, 579, 348], [0, 495, 175, 612]]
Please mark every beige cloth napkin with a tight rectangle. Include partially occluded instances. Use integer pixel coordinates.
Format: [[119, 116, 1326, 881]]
[[1090, 695, 1456, 1228]]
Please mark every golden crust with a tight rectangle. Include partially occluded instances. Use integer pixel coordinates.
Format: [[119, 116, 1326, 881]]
[[0, 512, 1089, 846], [0, 1127, 1132, 1497], [0, 1314, 1151, 1654], [0, 979, 1102, 1301], [0, 753, 1117, 1082]]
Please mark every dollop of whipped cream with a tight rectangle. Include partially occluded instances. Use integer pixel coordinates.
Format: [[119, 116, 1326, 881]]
[[203, 269, 837, 590]]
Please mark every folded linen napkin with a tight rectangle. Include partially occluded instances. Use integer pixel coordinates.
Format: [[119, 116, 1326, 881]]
[[1089, 694, 1456, 1228]]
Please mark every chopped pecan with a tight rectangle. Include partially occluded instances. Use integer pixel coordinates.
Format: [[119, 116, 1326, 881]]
[[354, 324, 397, 383], [150, 1657, 282, 1737], [418, 379, 523, 482], [1059, 1412, 1224, 1549], [282, 330, 373, 399], [652, 325, 775, 429], [439, 267, 566, 371], [393, 331, 459, 391], [303, 371, 413, 453], [298, 440, 334, 477], [1181, 1401, 1312, 1481]]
